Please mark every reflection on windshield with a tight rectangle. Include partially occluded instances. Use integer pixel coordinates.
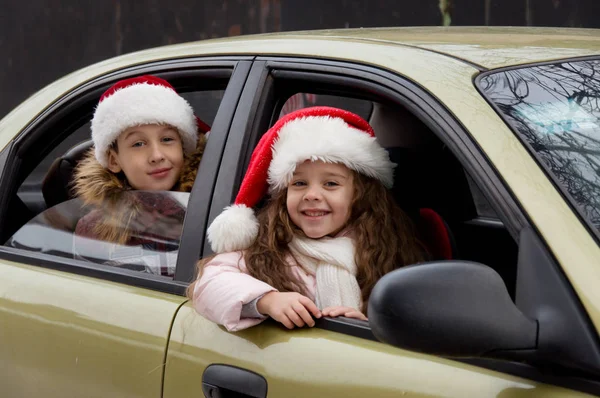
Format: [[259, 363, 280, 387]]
[[480, 60, 600, 230], [6, 191, 189, 278]]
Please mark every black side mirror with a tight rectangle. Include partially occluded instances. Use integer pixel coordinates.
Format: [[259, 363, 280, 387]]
[[368, 261, 537, 358]]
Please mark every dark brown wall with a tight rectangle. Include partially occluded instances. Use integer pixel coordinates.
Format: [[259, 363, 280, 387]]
[[1, 0, 599, 118]]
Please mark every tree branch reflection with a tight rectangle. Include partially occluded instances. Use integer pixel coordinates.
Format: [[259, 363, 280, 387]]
[[481, 60, 600, 230]]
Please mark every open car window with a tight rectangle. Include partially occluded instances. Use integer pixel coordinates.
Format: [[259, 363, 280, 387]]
[[280, 93, 373, 119], [6, 191, 189, 278]]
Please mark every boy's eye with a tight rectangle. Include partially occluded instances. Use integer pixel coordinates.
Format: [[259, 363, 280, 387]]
[[132, 141, 145, 148], [162, 136, 176, 143]]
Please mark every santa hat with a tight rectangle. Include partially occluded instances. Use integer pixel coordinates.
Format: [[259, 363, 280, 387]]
[[207, 106, 395, 253], [91, 75, 210, 167]]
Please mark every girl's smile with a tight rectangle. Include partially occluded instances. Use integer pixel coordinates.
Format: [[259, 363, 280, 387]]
[[301, 208, 330, 216]]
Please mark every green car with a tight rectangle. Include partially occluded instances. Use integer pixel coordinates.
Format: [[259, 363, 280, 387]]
[[2, 27, 600, 397]]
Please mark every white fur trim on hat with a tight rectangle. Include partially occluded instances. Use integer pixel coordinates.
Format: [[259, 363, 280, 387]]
[[268, 116, 395, 191], [91, 83, 197, 167], [207, 204, 259, 253]]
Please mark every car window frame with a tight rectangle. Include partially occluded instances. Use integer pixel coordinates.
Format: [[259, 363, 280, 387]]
[[208, 57, 526, 319], [474, 55, 600, 247], [203, 57, 600, 391], [209, 58, 525, 242], [0, 56, 253, 295]]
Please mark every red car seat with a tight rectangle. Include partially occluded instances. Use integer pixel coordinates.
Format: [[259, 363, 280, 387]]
[[387, 146, 461, 260]]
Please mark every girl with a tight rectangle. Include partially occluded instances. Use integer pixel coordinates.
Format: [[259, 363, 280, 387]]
[[190, 106, 427, 331]]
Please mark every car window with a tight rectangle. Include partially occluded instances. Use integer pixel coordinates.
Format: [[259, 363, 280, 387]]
[[17, 89, 225, 214], [2, 73, 231, 281], [280, 93, 373, 119], [7, 191, 188, 278], [180, 90, 225, 123], [479, 60, 600, 231]]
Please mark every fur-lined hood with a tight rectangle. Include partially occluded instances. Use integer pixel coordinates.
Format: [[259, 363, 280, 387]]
[[72, 135, 206, 244]]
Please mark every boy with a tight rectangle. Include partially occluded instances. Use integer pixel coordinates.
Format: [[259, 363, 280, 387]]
[[72, 75, 209, 269]]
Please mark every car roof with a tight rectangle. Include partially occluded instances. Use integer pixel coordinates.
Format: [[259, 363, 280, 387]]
[[120, 26, 599, 70], [2, 26, 599, 151], [272, 27, 600, 69]]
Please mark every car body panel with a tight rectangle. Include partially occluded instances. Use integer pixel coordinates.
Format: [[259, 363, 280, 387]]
[[285, 27, 600, 69], [163, 304, 594, 397], [0, 259, 186, 397]]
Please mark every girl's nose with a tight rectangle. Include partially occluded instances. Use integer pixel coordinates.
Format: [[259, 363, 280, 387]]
[[303, 185, 322, 201]]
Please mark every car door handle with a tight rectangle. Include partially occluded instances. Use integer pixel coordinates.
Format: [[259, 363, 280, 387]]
[[202, 364, 267, 398]]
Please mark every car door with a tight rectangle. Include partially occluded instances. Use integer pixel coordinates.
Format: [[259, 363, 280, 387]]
[[0, 59, 251, 397], [164, 58, 600, 397]]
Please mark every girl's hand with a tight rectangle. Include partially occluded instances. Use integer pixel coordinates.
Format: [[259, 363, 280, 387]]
[[257, 292, 322, 329], [322, 306, 368, 321]]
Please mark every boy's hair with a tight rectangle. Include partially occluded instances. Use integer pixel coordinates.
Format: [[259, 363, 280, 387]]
[[188, 170, 428, 312]]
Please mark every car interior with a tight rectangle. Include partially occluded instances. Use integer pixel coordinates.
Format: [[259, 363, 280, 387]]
[[0, 78, 519, 299]]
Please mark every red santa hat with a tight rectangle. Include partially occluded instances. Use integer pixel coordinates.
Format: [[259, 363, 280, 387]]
[[91, 75, 210, 167], [207, 106, 395, 253]]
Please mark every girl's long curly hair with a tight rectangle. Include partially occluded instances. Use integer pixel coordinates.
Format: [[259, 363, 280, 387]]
[[188, 169, 428, 312]]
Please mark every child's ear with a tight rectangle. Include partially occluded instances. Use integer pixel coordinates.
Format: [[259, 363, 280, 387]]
[[107, 149, 122, 173]]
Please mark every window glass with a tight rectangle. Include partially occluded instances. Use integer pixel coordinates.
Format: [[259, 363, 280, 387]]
[[479, 60, 600, 230], [7, 191, 188, 278], [17, 122, 91, 213], [18, 89, 224, 214], [7, 82, 227, 278], [180, 90, 225, 124]]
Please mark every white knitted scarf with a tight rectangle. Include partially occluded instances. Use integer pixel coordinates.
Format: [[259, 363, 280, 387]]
[[288, 235, 362, 310]]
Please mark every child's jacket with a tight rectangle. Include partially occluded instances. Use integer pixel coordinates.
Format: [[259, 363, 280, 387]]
[[193, 251, 317, 331]]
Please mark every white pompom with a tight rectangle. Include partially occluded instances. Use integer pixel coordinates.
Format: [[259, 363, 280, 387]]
[[207, 205, 259, 253]]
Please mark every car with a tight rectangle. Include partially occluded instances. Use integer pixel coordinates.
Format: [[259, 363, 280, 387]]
[[1, 26, 600, 397]]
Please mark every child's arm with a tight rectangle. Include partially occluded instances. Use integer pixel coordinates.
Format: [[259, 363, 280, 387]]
[[256, 291, 321, 329], [192, 252, 277, 331]]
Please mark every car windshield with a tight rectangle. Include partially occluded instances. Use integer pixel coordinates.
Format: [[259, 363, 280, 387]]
[[479, 60, 600, 231], [6, 191, 189, 277]]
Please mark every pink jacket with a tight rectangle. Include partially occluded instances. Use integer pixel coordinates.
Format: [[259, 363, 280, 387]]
[[192, 251, 316, 331]]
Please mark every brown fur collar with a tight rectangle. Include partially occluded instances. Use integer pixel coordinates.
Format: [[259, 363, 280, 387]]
[[72, 135, 206, 244]]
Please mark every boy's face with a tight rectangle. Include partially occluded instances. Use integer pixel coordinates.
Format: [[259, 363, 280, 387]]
[[107, 124, 185, 191]]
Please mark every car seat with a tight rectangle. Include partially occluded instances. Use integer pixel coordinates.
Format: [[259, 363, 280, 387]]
[[42, 139, 93, 209], [386, 146, 460, 260]]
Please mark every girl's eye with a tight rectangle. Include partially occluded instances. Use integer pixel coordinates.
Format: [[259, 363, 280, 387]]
[[325, 181, 339, 187], [132, 141, 145, 148], [291, 180, 306, 187], [162, 136, 176, 143]]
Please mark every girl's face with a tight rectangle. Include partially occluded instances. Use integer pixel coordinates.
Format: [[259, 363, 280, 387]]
[[287, 160, 354, 239], [107, 124, 184, 191]]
